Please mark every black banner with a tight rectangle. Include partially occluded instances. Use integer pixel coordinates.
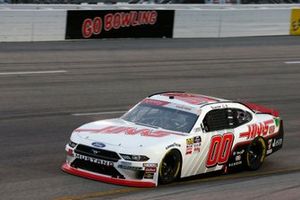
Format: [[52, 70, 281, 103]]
[[66, 10, 174, 39]]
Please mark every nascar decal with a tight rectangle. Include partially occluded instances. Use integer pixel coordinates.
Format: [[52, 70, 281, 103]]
[[239, 120, 275, 139], [75, 126, 184, 137]]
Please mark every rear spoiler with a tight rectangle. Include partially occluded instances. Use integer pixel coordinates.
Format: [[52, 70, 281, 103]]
[[242, 102, 279, 117]]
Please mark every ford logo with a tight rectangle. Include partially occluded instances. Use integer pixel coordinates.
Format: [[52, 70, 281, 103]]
[[92, 142, 106, 148]]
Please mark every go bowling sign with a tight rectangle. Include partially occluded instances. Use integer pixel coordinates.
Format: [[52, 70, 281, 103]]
[[66, 10, 174, 39]]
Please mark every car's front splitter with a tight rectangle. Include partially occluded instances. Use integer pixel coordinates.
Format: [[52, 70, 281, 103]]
[[61, 163, 156, 188]]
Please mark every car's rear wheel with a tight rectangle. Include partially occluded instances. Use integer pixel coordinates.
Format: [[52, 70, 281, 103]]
[[159, 150, 181, 184], [245, 137, 267, 170]]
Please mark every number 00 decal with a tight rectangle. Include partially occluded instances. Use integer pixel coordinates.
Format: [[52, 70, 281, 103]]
[[206, 133, 234, 167]]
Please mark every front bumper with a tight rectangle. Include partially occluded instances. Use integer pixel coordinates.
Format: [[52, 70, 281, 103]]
[[61, 162, 156, 187]]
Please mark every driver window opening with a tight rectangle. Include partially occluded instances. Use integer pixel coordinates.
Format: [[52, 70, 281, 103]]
[[202, 108, 252, 132]]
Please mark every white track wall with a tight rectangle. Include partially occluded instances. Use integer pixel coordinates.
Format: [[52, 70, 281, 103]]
[[0, 10, 66, 42], [0, 5, 297, 42], [173, 8, 291, 38]]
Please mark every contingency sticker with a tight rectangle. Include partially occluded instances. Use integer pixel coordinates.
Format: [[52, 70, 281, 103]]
[[186, 136, 202, 155]]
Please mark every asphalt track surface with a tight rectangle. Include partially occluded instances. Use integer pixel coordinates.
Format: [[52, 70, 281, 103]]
[[1, 36, 300, 200]]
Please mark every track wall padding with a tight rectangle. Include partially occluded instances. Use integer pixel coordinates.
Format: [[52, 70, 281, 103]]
[[173, 9, 291, 38], [0, 5, 299, 42], [0, 10, 66, 42]]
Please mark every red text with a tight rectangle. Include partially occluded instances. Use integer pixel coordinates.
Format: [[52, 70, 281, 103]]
[[81, 11, 157, 38], [239, 120, 275, 139], [206, 133, 234, 167], [75, 126, 182, 138]]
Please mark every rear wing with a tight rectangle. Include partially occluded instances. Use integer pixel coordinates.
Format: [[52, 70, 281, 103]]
[[242, 102, 279, 117]]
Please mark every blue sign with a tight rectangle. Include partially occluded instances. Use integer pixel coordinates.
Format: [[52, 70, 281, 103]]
[[92, 142, 106, 148]]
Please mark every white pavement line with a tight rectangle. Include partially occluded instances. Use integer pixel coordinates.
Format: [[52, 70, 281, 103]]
[[72, 110, 127, 116], [284, 61, 300, 64], [0, 70, 67, 75]]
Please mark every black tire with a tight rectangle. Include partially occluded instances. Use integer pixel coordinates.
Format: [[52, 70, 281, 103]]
[[245, 137, 267, 170], [159, 150, 181, 185]]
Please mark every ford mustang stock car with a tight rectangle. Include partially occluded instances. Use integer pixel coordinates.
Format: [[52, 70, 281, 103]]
[[62, 91, 284, 187]]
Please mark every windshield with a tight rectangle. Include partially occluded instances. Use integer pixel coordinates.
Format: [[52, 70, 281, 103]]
[[121, 103, 198, 133]]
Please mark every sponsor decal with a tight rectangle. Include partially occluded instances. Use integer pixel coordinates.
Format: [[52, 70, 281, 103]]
[[233, 149, 244, 156], [144, 172, 154, 179], [274, 118, 280, 127], [74, 153, 113, 166], [120, 161, 132, 166], [118, 165, 142, 171], [269, 125, 275, 134], [143, 163, 158, 167], [193, 144, 201, 153], [235, 155, 242, 162], [91, 142, 105, 148], [143, 99, 169, 106], [66, 10, 174, 39], [186, 147, 193, 155], [186, 138, 194, 145], [67, 149, 74, 156], [239, 120, 275, 139], [268, 139, 272, 150], [193, 136, 201, 153], [165, 143, 181, 150], [194, 136, 201, 143], [210, 104, 228, 110], [272, 138, 283, 148], [228, 161, 242, 167], [186, 138, 194, 155], [143, 99, 197, 115], [175, 105, 192, 111], [145, 167, 157, 173], [186, 136, 202, 154], [75, 126, 184, 137]]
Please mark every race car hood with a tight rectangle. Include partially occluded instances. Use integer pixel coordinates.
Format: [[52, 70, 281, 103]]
[[72, 118, 186, 149]]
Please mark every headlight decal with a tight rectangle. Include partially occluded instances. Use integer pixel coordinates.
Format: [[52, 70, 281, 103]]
[[68, 141, 77, 148], [120, 153, 149, 161]]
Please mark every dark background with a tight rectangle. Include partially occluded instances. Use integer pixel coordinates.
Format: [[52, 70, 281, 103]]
[[66, 10, 174, 39]]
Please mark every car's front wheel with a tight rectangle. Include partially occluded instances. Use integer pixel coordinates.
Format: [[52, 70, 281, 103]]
[[245, 137, 267, 170], [159, 149, 181, 184]]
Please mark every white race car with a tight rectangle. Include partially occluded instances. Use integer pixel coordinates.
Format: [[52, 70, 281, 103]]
[[62, 92, 284, 187]]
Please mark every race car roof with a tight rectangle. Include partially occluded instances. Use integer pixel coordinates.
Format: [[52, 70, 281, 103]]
[[148, 92, 227, 108]]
